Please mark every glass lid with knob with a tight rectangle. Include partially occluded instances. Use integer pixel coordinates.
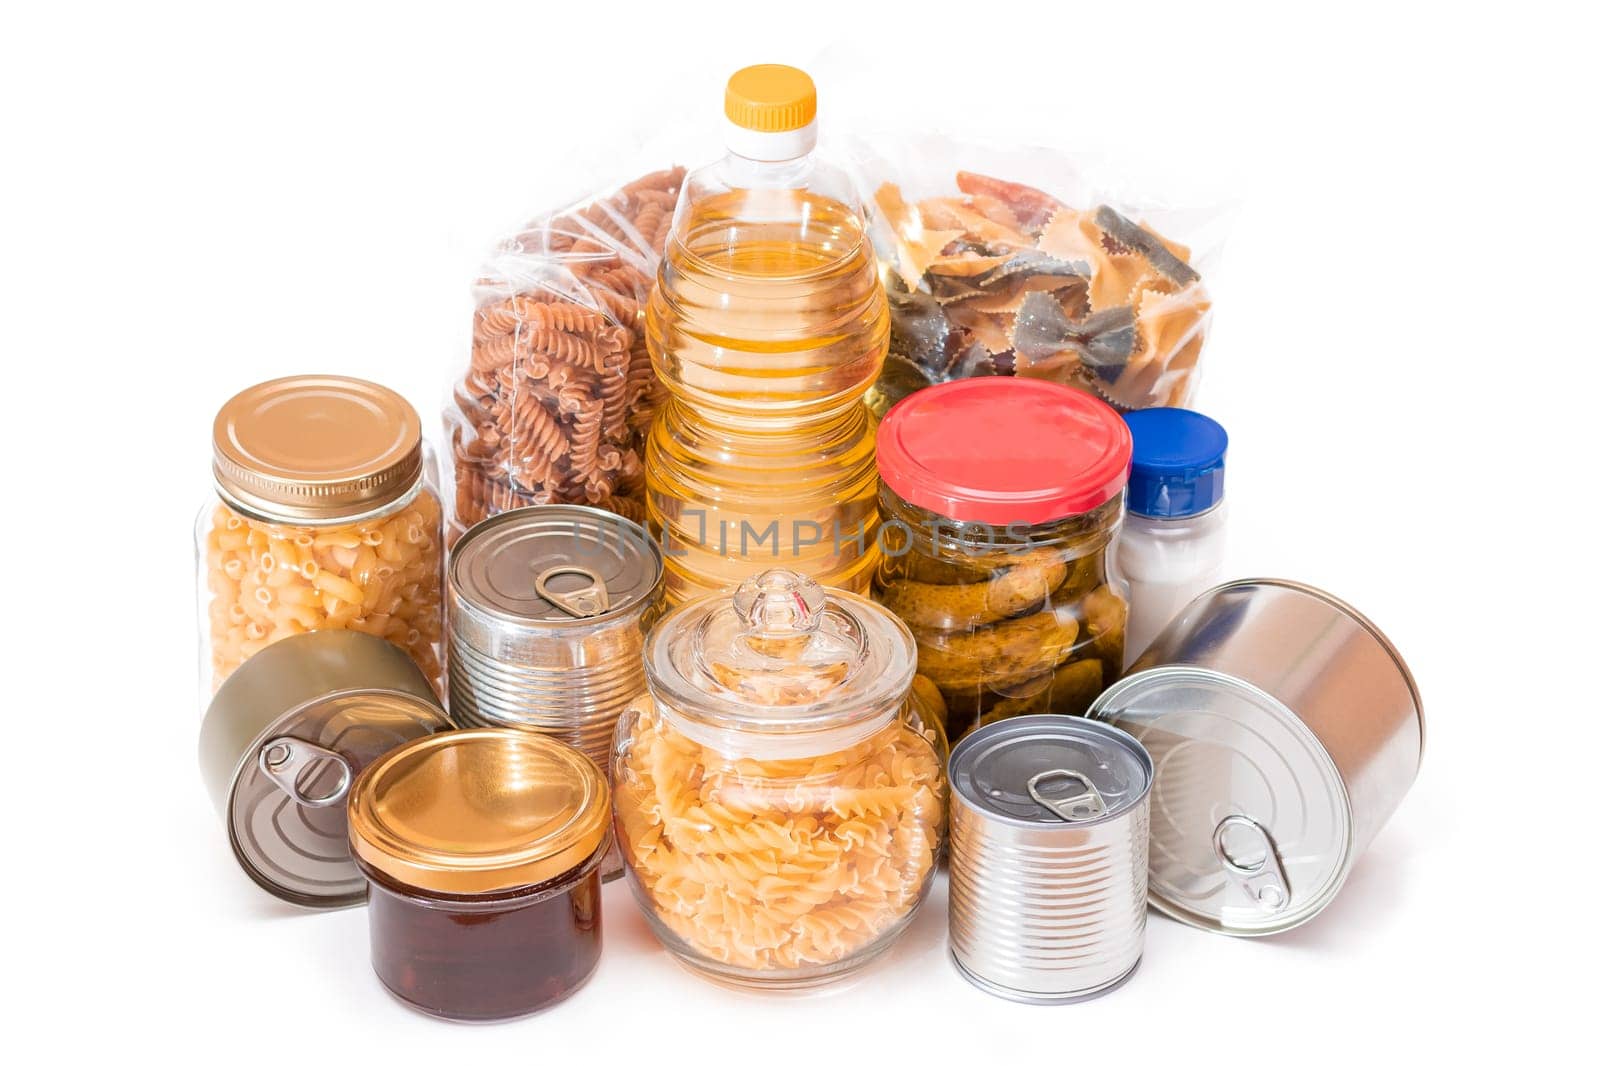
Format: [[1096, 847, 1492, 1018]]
[[643, 569, 916, 741]]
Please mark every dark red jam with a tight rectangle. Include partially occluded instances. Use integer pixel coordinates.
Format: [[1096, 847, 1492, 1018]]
[[359, 842, 605, 1022]]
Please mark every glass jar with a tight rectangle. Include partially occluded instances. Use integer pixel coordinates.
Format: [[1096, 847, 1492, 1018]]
[[612, 569, 945, 988], [644, 65, 886, 605], [1111, 408, 1229, 668], [196, 376, 444, 702], [348, 729, 610, 1021], [874, 378, 1133, 741]]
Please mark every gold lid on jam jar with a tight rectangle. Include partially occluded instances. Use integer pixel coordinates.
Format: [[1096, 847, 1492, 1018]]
[[213, 375, 424, 523], [348, 729, 610, 895]]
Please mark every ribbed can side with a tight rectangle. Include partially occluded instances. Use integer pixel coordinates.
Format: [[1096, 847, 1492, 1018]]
[[447, 615, 647, 770], [948, 791, 1149, 1001]]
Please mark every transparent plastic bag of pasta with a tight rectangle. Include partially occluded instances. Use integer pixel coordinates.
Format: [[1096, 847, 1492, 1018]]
[[845, 137, 1232, 416], [444, 166, 686, 538]]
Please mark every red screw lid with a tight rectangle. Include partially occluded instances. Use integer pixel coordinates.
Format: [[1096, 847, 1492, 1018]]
[[876, 379, 1132, 525]]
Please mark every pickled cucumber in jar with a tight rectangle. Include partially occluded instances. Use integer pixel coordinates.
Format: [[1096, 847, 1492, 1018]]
[[873, 379, 1133, 740]]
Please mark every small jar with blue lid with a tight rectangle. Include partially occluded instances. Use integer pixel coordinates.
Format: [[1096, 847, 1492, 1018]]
[[1110, 409, 1228, 668]]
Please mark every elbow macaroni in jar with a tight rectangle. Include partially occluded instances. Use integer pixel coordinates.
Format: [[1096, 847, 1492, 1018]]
[[200, 487, 443, 693], [199, 375, 444, 699]]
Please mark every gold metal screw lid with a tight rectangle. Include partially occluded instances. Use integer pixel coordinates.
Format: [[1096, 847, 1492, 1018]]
[[213, 375, 423, 523], [348, 729, 610, 895]]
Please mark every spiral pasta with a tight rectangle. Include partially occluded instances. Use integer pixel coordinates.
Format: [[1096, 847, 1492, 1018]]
[[447, 166, 685, 535], [201, 490, 444, 691], [613, 697, 944, 974]]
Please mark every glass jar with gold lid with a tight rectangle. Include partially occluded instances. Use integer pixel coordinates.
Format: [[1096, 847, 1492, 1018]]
[[195, 376, 444, 702], [348, 729, 611, 1021], [611, 568, 946, 988]]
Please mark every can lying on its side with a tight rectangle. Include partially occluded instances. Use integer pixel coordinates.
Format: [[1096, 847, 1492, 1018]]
[[197, 629, 452, 907], [447, 505, 662, 770], [947, 716, 1152, 1004], [1090, 578, 1424, 936]]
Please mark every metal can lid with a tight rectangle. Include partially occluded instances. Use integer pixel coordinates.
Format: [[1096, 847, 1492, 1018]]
[[449, 505, 662, 626], [949, 715, 1152, 826], [1090, 667, 1354, 935], [199, 630, 451, 907], [348, 729, 610, 896], [213, 375, 423, 524], [214, 697, 450, 907]]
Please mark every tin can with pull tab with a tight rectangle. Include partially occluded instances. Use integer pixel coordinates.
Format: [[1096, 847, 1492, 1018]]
[[447, 505, 663, 774], [1088, 578, 1425, 936], [947, 716, 1153, 1003], [197, 629, 452, 907]]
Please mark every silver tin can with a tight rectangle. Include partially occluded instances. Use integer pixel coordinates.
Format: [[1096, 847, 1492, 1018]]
[[198, 629, 452, 907], [1089, 578, 1424, 936], [447, 506, 662, 770], [948, 716, 1153, 1004]]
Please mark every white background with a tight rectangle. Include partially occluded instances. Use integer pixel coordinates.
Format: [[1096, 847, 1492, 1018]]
[[2, 1, 1592, 1060]]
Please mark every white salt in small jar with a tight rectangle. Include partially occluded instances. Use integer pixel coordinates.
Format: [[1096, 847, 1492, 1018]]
[[1110, 409, 1228, 668]]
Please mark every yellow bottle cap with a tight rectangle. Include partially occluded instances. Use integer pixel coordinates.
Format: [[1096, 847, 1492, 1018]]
[[724, 64, 817, 133]]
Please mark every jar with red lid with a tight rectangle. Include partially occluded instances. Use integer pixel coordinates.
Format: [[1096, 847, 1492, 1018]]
[[874, 378, 1133, 741]]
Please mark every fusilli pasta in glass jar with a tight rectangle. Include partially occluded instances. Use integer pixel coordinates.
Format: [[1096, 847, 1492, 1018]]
[[196, 376, 445, 704], [611, 569, 945, 988]]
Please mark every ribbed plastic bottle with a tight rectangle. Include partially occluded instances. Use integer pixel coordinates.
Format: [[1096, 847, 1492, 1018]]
[[644, 65, 887, 605]]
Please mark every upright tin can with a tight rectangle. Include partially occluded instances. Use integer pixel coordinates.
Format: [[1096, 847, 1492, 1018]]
[[947, 716, 1153, 1003], [198, 629, 453, 907], [448, 506, 663, 771], [1089, 578, 1424, 936]]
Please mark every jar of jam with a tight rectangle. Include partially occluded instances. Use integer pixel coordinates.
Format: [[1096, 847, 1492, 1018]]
[[612, 569, 946, 988], [874, 378, 1133, 741], [347, 729, 610, 1021], [197, 376, 444, 703]]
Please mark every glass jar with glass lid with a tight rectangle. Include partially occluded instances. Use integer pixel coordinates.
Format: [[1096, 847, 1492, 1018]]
[[611, 568, 946, 988], [196, 376, 444, 703]]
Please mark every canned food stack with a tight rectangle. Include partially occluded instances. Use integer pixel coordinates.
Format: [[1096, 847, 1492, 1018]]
[[194, 62, 1425, 1022]]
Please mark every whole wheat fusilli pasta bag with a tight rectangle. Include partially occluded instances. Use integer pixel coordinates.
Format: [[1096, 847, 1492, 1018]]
[[444, 166, 685, 537]]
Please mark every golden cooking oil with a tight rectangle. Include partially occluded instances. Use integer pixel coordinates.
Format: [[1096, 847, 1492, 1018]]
[[644, 68, 887, 605]]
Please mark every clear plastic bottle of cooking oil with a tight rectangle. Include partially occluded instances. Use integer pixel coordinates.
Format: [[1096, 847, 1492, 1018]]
[[645, 65, 887, 606]]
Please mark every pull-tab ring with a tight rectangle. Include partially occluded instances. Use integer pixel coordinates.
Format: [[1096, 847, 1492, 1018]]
[[535, 565, 609, 618], [258, 737, 353, 809], [1213, 814, 1291, 911], [1027, 768, 1108, 822]]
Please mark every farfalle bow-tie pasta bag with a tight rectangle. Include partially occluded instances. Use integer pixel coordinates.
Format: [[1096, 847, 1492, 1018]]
[[847, 137, 1232, 416], [444, 167, 685, 537]]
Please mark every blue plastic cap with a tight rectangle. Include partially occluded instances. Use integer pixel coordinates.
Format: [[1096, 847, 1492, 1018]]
[[1123, 408, 1227, 518]]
